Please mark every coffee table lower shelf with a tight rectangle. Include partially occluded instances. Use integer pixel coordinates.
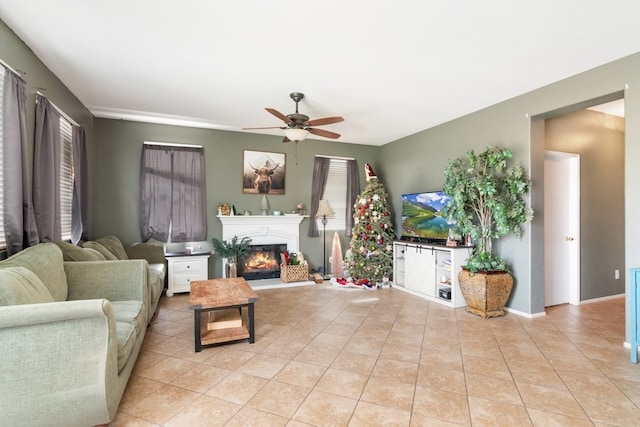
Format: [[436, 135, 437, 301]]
[[201, 325, 250, 346]]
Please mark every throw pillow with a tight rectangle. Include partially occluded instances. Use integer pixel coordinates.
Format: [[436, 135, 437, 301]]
[[82, 241, 119, 260], [55, 241, 103, 261], [0, 267, 55, 306], [96, 236, 129, 260]]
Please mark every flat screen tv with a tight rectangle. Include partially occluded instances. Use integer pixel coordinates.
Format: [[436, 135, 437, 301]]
[[401, 191, 455, 244]]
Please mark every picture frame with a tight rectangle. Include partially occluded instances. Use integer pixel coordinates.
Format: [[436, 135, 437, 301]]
[[242, 150, 286, 194]]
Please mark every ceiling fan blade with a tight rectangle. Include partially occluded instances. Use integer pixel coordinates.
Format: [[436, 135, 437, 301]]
[[242, 126, 286, 130], [306, 116, 344, 126], [309, 128, 341, 139], [282, 136, 291, 143], [265, 108, 290, 124]]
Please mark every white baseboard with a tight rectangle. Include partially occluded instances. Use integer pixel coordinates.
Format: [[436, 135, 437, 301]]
[[579, 293, 625, 304], [503, 306, 546, 318], [248, 278, 316, 290]]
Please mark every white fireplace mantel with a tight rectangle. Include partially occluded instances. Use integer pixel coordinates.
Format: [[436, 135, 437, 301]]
[[218, 214, 306, 255]]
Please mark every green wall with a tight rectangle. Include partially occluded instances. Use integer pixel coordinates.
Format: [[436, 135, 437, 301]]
[[380, 52, 640, 322], [91, 119, 379, 277]]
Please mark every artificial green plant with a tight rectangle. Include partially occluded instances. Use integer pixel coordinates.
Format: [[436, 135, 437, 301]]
[[211, 235, 252, 262], [443, 146, 533, 272]]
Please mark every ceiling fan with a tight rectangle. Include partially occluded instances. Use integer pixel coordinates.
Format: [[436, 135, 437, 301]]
[[243, 92, 344, 143]]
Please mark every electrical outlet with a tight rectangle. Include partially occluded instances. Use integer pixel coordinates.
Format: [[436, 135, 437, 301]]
[[329, 256, 333, 264], [615, 269, 620, 280]]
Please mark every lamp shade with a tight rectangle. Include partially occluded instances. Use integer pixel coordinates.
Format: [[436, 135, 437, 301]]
[[284, 128, 309, 142], [316, 199, 335, 217]]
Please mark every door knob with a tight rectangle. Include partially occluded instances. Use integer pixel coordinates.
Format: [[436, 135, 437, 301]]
[[565, 236, 574, 241]]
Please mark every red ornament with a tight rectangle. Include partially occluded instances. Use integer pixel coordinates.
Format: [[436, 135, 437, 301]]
[[366, 224, 372, 231]]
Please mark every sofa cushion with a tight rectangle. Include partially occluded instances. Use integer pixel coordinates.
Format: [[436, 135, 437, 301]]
[[55, 241, 105, 261], [96, 236, 129, 260], [0, 243, 68, 301], [110, 300, 146, 339], [126, 241, 166, 265], [0, 267, 55, 306], [82, 241, 119, 260], [83, 248, 107, 260], [115, 321, 137, 373]]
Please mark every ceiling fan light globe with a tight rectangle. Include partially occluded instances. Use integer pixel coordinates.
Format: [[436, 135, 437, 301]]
[[284, 128, 309, 142]]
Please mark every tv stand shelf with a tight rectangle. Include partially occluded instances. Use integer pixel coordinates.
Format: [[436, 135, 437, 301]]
[[393, 241, 471, 308]]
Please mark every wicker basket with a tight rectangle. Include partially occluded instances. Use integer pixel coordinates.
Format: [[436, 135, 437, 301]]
[[280, 263, 309, 282]]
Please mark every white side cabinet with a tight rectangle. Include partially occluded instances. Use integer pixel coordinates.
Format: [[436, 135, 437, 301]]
[[393, 241, 470, 308], [166, 254, 210, 296]]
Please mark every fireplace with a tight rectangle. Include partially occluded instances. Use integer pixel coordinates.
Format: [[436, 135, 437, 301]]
[[240, 243, 287, 280], [218, 215, 305, 281]]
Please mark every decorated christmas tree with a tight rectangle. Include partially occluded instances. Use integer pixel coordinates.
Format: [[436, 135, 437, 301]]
[[347, 163, 394, 286]]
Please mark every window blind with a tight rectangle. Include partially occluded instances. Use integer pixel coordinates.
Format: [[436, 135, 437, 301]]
[[59, 117, 74, 241], [319, 158, 348, 231]]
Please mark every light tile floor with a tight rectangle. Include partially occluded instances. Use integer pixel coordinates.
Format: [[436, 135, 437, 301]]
[[111, 285, 640, 426]]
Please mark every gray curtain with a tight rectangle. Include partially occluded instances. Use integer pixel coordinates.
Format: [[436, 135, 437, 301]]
[[71, 125, 88, 244], [307, 156, 331, 237], [139, 144, 206, 242], [170, 146, 206, 241], [140, 145, 172, 241], [2, 69, 38, 255], [345, 159, 360, 237], [33, 94, 62, 242]]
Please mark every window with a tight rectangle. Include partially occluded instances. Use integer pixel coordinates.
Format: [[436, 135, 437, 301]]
[[0, 66, 5, 248], [140, 142, 207, 242], [33, 93, 81, 243], [318, 158, 348, 231], [59, 117, 73, 241]]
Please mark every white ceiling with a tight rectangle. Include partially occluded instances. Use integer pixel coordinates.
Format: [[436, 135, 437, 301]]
[[1, 1, 638, 146], [588, 99, 626, 117]]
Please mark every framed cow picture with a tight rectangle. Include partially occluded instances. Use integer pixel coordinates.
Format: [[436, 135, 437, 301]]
[[242, 150, 286, 194]]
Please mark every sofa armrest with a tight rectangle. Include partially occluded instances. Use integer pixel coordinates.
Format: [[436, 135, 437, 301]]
[[0, 299, 119, 426], [64, 260, 148, 304], [125, 241, 166, 265]]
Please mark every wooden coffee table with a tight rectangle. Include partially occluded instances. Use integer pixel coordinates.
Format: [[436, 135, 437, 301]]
[[188, 278, 259, 352]]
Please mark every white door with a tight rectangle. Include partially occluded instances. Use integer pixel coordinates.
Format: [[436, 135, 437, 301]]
[[544, 151, 580, 306]]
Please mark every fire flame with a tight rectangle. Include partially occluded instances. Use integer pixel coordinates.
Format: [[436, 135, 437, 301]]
[[244, 251, 278, 271]]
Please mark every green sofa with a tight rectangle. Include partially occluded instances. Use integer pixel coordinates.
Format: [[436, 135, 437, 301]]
[[55, 235, 166, 322], [0, 243, 151, 426]]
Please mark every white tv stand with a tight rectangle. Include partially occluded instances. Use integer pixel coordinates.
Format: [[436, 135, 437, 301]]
[[393, 240, 471, 308]]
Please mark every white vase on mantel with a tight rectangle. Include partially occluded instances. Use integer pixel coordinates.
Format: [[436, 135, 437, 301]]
[[261, 195, 269, 215]]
